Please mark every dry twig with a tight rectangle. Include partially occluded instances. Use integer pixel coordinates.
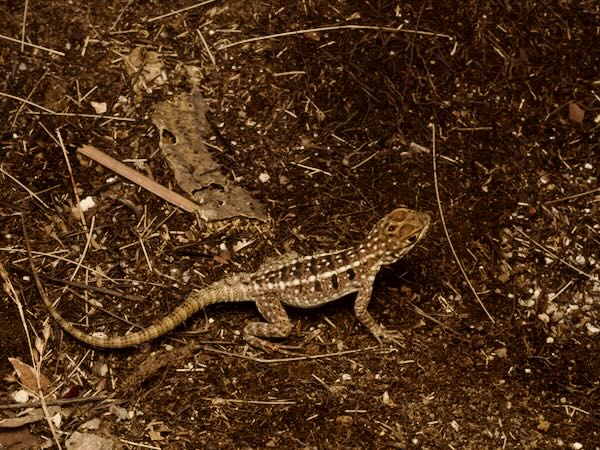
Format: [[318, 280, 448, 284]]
[[77, 144, 199, 213], [431, 126, 495, 323], [218, 24, 453, 50]]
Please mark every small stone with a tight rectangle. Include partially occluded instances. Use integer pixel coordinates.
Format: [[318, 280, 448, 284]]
[[494, 347, 507, 358], [79, 196, 96, 212], [585, 322, 600, 334], [336, 415, 353, 426], [537, 418, 550, 431], [91, 101, 107, 114], [12, 389, 29, 403]]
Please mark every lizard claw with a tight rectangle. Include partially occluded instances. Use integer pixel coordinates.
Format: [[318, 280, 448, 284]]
[[373, 327, 406, 348]]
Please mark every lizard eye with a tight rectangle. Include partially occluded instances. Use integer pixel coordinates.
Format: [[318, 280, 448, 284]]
[[386, 224, 397, 233]]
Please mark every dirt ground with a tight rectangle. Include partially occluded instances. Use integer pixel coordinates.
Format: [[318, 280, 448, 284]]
[[1, 1, 599, 448]]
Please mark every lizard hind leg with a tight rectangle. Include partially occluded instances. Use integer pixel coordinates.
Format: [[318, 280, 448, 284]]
[[243, 296, 294, 352]]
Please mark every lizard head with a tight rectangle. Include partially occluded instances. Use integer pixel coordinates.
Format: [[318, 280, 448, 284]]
[[365, 208, 430, 265]]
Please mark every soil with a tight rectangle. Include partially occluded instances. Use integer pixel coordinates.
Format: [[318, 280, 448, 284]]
[[1, 1, 599, 449]]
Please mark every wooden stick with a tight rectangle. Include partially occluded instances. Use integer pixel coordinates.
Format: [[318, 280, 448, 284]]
[[77, 145, 199, 213]]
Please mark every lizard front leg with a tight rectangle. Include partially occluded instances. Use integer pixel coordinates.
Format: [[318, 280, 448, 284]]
[[244, 295, 293, 351], [354, 281, 404, 346]]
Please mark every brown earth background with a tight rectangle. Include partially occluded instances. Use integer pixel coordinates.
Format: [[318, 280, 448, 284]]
[[0, 0, 599, 448]]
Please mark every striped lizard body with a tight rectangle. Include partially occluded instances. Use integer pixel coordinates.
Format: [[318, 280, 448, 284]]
[[42, 208, 430, 348]]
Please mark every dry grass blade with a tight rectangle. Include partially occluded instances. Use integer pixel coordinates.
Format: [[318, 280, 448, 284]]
[[0, 166, 49, 209], [431, 126, 495, 323], [544, 186, 600, 205], [0, 32, 64, 56], [218, 24, 453, 50], [0, 91, 134, 120], [147, 0, 218, 22], [203, 345, 397, 364], [18, 217, 63, 448]]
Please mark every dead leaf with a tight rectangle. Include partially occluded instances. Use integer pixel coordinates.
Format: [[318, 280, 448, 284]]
[[8, 357, 52, 392], [0, 428, 42, 449], [0, 407, 60, 428], [124, 47, 166, 99], [65, 432, 114, 450], [150, 92, 267, 221], [568, 102, 584, 124]]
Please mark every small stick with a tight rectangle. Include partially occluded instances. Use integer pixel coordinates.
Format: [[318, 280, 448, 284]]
[[147, 0, 218, 22], [20, 0, 29, 52], [0, 395, 110, 410], [20, 218, 63, 448], [197, 29, 216, 65], [0, 91, 134, 121], [0, 32, 65, 56], [544, 186, 600, 205], [58, 129, 86, 228], [200, 397, 296, 406], [290, 161, 332, 177], [77, 145, 199, 213], [202, 345, 401, 364], [218, 24, 453, 50], [0, 166, 49, 209]]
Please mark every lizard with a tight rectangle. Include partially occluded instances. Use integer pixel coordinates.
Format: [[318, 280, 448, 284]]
[[39, 208, 431, 349]]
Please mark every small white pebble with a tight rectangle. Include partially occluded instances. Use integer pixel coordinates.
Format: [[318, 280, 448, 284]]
[[519, 298, 536, 308], [575, 255, 586, 265], [79, 196, 96, 212], [584, 162, 593, 170], [341, 373, 352, 381], [494, 348, 508, 358], [12, 389, 29, 403], [450, 420, 460, 431], [572, 443, 583, 450], [51, 412, 62, 428], [546, 337, 554, 344], [91, 101, 107, 114], [382, 391, 392, 404], [258, 172, 270, 183], [538, 313, 550, 323], [585, 322, 600, 334]]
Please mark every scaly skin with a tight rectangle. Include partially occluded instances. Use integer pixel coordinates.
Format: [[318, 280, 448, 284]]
[[42, 208, 430, 348]]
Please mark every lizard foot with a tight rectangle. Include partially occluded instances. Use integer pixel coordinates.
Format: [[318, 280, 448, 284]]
[[244, 335, 304, 356]]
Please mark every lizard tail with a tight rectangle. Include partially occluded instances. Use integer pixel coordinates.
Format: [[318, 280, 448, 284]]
[[43, 284, 243, 348]]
